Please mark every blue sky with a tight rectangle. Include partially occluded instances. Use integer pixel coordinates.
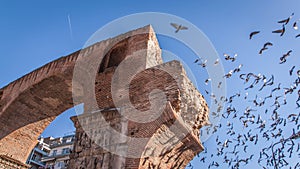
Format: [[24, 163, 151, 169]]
[[1, 1, 300, 168]]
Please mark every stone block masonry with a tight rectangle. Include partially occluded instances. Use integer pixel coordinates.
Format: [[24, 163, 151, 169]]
[[0, 25, 209, 168]]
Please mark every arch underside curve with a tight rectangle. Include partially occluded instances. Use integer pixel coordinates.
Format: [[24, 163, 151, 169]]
[[0, 25, 209, 169], [0, 25, 161, 163]]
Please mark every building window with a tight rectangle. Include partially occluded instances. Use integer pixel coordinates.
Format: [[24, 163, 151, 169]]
[[64, 160, 69, 166], [57, 161, 65, 167], [62, 148, 70, 154], [32, 154, 37, 161], [46, 164, 54, 169], [52, 150, 57, 156]]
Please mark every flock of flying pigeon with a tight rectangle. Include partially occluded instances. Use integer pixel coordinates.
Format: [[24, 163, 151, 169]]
[[250, 13, 299, 65], [172, 12, 300, 169]]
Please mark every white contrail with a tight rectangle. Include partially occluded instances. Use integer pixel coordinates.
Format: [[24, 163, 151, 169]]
[[67, 14, 73, 39]]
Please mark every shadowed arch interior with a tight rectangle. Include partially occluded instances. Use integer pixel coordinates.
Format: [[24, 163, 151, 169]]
[[99, 39, 129, 73]]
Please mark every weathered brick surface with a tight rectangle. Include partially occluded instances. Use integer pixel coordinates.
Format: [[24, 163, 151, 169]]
[[68, 27, 209, 168], [0, 155, 30, 169], [0, 25, 209, 168]]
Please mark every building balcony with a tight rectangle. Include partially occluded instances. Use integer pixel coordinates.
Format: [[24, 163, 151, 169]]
[[41, 153, 71, 162], [49, 142, 74, 149], [28, 159, 45, 167], [33, 147, 49, 156]]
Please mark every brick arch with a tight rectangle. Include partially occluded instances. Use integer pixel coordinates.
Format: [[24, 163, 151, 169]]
[[0, 53, 80, 163], [0, 25, 209, 169], [0, 25, 159, 164]]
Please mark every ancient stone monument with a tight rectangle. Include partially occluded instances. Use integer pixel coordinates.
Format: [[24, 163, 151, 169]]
[[0, 25, 209, 168]]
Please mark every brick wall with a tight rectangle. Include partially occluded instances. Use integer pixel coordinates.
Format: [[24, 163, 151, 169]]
[[0, 25, 209, 169]]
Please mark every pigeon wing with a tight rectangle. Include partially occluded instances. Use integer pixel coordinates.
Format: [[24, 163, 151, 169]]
[[278, 19, 288, 24], [180, 26, 188, 30], [170, 23, 179, 29], [249, 31, 258, 39], [272, 29, 283, 33]]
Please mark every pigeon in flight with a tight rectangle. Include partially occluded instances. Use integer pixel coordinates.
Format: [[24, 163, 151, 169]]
[[249, 31, 260, 39], [214, 59, 220, 65], [194, 58, 200, 63], [205, 78, 211, 85], [259, 47, 268, 55], [263, 42, 273, 48], [224, 53, 237, 62], [170, 23, 188, 33], [280, 50, 292, 64], [199, 59, 208, 68], [259, 42, 273, 54], [272, 25, 286, 36], [296, 34, 300, 38], [278, 13, 294, 25], [293, 21, 299, 30], [289, 66, 296, 76]]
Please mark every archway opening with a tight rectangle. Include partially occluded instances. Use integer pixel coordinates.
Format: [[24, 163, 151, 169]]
[[25, 104, 83, 169]]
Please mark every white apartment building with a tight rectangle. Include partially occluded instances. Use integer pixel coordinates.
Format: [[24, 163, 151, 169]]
[[41, 134, 75, 169]]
